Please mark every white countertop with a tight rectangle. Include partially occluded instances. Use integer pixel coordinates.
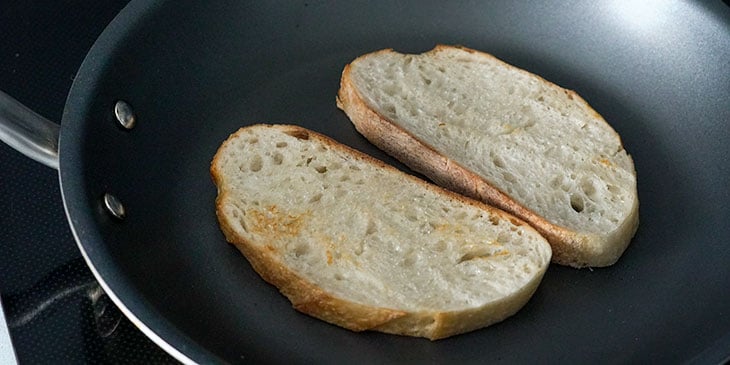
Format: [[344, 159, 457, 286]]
[[0, 296, 18, 365]]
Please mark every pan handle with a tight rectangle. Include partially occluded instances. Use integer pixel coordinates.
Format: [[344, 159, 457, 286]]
[[0, 90, 60, 170]]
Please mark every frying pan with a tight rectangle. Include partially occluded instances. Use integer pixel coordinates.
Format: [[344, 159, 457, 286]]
[[1, 1, 729, 363]]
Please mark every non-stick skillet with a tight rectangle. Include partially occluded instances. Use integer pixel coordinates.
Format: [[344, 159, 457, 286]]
[[1, 1, 729, 363]]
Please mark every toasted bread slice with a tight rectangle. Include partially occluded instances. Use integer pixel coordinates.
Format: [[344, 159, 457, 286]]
[[211, 124, 551, 339], [337, 45, 639, 268]]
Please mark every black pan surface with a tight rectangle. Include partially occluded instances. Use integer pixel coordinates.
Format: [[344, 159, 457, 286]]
[[58, 1, 729, 363]]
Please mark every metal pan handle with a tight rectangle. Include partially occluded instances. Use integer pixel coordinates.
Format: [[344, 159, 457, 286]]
[[0, 90, 60, 170]]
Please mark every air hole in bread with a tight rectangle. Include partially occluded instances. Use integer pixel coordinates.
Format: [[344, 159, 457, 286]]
[[434, 239, 447, 252], [314, 165, 328, 173], [408, 105, 419, 117], [309, 193, 322, 203], [272, 152, 284, 165], [229, 203, 244, 217], [250, 155, 263, 172], [276, 141, 287, 148], [492, 153, 505, 168], [502, 171, 517, 183], [570, 194, 585, 213], [284, 129, 310, 140], [226, 205, 248, 232], [454, 102, 467, 115], [334, 273, 344, 281], [354, 241, 364, 256], [383, 83, 399, 96], [293, 243, 309, 258], [238, 217, 248, 233], [581, 178, 596, 198], [498, 231, 512, 243], [402, 254, 416, 267], [365, 220, 377, 235], [549, 176, 561, 188], [248, 137, 259, 144], [457, 248, 490, 264], [384, 104, 397, 115]]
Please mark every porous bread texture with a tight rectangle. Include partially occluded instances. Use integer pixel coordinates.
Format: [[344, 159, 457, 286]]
[[211, 124, 552, 339], [337, 45, 639, 268]]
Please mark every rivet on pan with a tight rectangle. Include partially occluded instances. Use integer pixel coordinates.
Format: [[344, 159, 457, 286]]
[[114, 100, 136, 129], [103, 193, 126, 220]]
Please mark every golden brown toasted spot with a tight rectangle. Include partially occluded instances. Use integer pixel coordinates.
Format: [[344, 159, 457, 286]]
[[598, 157, 612, 167], [488, 215, 500, 226], [246, 205, 308, 237], [495, 249, 510, 256], [429, 222, 452, 232]]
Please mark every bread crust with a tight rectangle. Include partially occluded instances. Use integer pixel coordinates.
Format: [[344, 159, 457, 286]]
[[211, 124, 550, 339], [337, 45, 639, 268]]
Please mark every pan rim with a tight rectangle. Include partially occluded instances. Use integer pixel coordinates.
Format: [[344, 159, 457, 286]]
[[58, 0, 215, 363]]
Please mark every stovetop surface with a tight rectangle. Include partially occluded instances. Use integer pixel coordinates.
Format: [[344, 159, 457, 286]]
[[0, 1, 176, 363]]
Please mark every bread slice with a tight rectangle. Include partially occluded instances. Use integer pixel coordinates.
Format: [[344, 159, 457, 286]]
[[337, 45, 639, 268], [211, 124, 551, 340]]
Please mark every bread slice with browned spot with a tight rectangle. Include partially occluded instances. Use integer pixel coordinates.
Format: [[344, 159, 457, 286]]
[[211, 124, 551, 340], [337, 45, 639, 268]]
